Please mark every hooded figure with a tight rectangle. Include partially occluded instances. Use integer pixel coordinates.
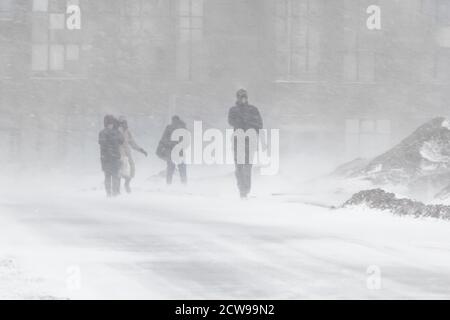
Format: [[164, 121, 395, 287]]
[[99, 115, 124, 197], [228, 89, 263, 198], [156, 115, 187, 185], [118, 116, 148, 194]]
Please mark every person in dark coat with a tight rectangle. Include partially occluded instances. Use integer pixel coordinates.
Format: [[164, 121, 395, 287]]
[[156, 115, 187, 185], [99, 115, 124, 197], [228, 89, 263, 198]]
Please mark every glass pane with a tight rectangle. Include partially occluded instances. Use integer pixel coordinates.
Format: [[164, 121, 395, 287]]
[[191, 29, 202, 41], [179, 17, 191, 29], [33, 0, 48, 12], [0, 0, 13, 20], [32, 45, 48, 71], [360, 120, 376, 133], [276, 51, 289, 78], [124, 0, 141, 16], [191, 0, 203, 16], [179, 29, 190, 43], [176, 44, 190, 80], [343, 53, 357, 81], [49, 13, 65, 30], [191, 17, 203, 29], [48, 0, 65, 12], [66, 44, 80, 61], [50, 45, 65, 70], [291, 51, 306, 75], [32, 15, 49, 43], [179, 0, 190, 16], [346, 119, 360, 134], [377, 120, 391, 135], [359, 52, 375, 82], [276, 0, 287, 17]]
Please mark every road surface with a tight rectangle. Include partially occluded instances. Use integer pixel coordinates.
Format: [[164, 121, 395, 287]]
[[1, 181, 450, 299]]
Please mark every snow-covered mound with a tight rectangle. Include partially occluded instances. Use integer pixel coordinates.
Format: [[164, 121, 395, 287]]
[[344, 189, 450, 220], [435, 184, 450, 202], [359, 117, 450, 183], [333, 117, 450, 200]]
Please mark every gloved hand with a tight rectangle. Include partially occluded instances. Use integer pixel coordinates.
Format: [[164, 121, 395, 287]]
[[140, 149, 148, 157]]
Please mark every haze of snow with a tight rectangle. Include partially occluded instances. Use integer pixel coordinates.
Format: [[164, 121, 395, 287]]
[[1, 165, 450, 299]]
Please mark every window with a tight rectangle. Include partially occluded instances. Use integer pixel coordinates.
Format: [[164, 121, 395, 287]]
[[433, 50, 450, 82], [275, 0, 320, 81], [106, 0, 173, 79], [49, 45, 65, 70], [177, 0, 204, 81], [437, 0, 450, 25], [32, 45, 48, 71], [31, 0, 83, 77], [33, 0, 48, 12], [66, 44, 80, 61], [421, 0, 450, 24], [343, 50, 376, 82], [49, 13, 65, 30], [0, 0, 13, 21], [341, 2, 377, 83]]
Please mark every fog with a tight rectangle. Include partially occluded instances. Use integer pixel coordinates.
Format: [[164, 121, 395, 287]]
[[2, 0, 450, 300], [1, 0, 449, 178]]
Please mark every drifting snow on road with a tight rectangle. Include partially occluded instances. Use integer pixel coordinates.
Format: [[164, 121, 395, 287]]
[[2, 175, 450, 299]]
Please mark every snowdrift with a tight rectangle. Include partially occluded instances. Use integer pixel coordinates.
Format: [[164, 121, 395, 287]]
[[343, 189, 450, 220], [335, 117, 450, 201]]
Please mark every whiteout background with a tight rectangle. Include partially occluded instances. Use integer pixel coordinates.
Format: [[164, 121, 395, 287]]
[[1, 0, 450, 299]]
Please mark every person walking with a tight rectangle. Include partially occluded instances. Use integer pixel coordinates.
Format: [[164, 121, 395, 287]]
[[118, 116, 148, 193], [99, 115, 124, 197], [156, 115, 188, 185], [228, 89, 263, 198]]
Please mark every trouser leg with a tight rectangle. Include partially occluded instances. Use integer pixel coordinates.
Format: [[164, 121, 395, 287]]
[[235, 163, 246, 197], [124, 158, 135, 193], [129, 157, 136, 179], [166, 161, 175, 185], [178, 163, 187, 184], [234, 136, 256, 198], [112, 171, 121, 196], [126, 157, 135, 187], [104, 172, 112, 197], [243, 164, 253, 196]]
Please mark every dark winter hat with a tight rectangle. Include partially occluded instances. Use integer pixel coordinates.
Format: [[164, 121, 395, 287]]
[[104, 114, 116, 127], [172, 115, 181, 123], [236, 89, 248, 99]]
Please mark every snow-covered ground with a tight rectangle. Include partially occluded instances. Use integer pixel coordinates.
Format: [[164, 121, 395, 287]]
[[1, 170, 450, 300]]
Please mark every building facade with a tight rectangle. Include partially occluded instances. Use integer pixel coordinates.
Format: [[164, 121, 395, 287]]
[[1, 0, 450, 168]]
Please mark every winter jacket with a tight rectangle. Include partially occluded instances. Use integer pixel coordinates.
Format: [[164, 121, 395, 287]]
[[228, 103, 263, 132], [228, 103, 263, 163], [99, 127, 124, 173], [119, 127, 144, 160], [157, 119, 187, 161]]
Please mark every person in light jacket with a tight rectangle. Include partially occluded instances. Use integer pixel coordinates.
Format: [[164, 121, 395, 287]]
[[118, 116, 148, 194]]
